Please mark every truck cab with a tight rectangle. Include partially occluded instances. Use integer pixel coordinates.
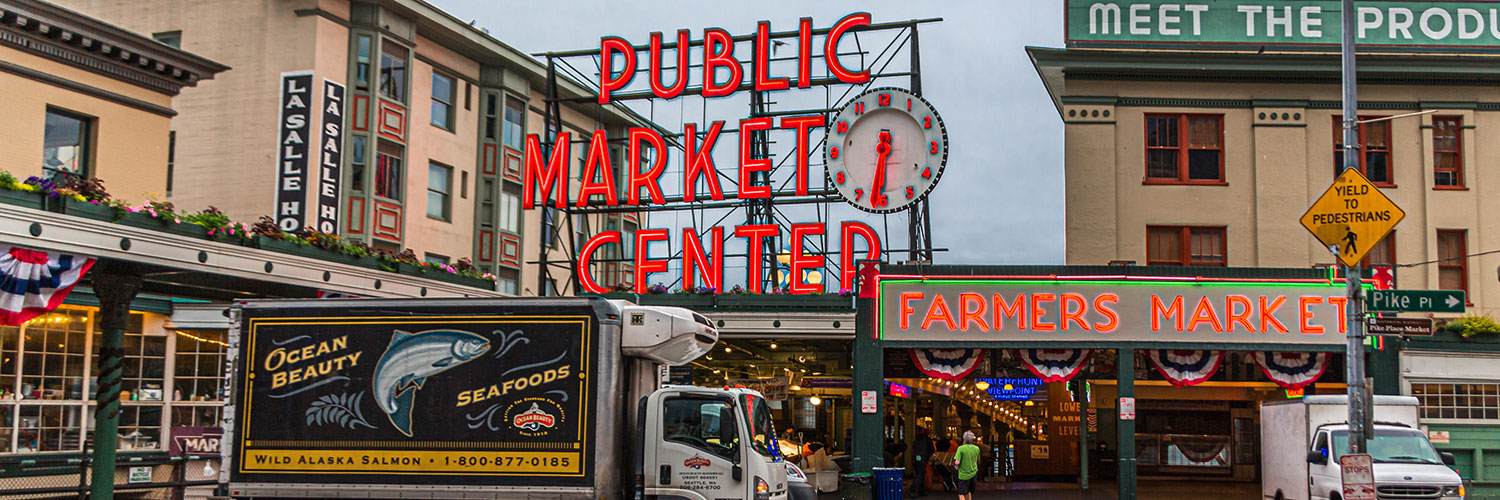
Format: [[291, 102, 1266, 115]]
[[1306, 424, 1464, 500], [640, 385, 788, 500]]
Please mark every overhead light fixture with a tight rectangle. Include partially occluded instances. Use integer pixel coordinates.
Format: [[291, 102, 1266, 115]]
[[770, 343, 778, 349], [724, 347, 732, 353], [790, 384, 802, 391], [809, 396, 823, 406], [975, 381, 990, 391]]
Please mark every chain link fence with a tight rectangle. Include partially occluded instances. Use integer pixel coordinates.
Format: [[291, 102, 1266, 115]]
[[0, 455, 219, 499]]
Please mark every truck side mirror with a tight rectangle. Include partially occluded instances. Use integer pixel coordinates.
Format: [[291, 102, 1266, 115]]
[[732, 464, 743, 482], [1442, 452, 1456, 466], [1307, 450, 1329, 465]]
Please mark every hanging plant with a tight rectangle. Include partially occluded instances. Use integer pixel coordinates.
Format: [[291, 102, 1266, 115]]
[[1441, 314, 1500, 338]]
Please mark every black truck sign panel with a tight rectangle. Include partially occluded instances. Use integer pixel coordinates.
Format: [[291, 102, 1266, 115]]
[[230, 302, 599, 487]]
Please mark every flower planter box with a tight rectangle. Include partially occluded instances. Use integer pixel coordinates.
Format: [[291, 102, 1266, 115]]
[[58, 199, 116, 222], [422, 271, 496, 290], [716, 294, 852, 309], [257, 238, 377, 269], [114, 211, 171, 231], [596, 293, 714, 308], [163, 221, 210, 240], [396, 262, 425, 277], [0, 189, 46, 210]]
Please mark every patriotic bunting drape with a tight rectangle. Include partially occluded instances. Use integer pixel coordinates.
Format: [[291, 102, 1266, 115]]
[[1253, 352, 1329, 389], [1015, 348, 1091, 383], [1147, 349, 1224, 387], [0, 244, 95, 326], [909, 349, 986, 380]]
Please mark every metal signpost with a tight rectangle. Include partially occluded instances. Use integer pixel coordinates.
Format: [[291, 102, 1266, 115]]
[[1367, 289, 1466, 313]]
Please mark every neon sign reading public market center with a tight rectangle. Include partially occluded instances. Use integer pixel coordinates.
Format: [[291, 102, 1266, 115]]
[[522, 14, 890, 295]]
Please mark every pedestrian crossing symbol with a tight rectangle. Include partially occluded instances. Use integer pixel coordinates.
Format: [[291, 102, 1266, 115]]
[[1300, 168, 1405, 268]]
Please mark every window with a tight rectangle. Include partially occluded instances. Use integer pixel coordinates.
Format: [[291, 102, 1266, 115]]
[[43, 108, 92, 180], [1412, 382, 1500, 421], [1433, 116, 1463, 188], [427, 163, 452, 221], [172, 330, 225, 403], [504, 97, 525, 150], [1147, 226, 1226, 267], [378, 41, 407, 102], [152, 30, 181, 48], [430, 72, 455, 131], [374, 141, 402, 200], [497, 268, 520, 295], [22, 310, 91, 402], [499, 184, 521, 234], [662, 397, 738, 460], [1363, 231, 1396, 268], [424, 253, 450, 265], [484, 93, 499, 141], [1438, 230, 1467, 294], [166, 131, 176, 196], [1333, 116, 1393, 185], [350, 135, 367, 192], [354, 35, 372, 91], [1145, 114, 1223, 183]]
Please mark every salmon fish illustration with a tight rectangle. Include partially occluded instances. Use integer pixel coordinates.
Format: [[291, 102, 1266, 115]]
[[372, 329, 491, 436]]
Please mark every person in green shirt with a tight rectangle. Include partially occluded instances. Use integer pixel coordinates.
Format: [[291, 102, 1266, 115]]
[[952, 431, 981, 500]]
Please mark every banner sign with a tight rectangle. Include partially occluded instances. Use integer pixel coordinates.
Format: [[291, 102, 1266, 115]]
[[1068, 0, 1500, 49], [231, 303, 598, 487], [975, 377, 1043, 401], [800, 377, 853, 389], [170, 426, 223, 456], [879, 277, 1353, 345], [316, 78, 344, 234], [729, 376, 789, 400], [274, 71, 313, 232]]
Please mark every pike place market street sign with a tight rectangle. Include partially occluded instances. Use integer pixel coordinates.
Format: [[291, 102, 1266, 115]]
[[1367, 317, 1434, 336], [1301, 168, 1405, 268], [879, 278, 1354, 345]]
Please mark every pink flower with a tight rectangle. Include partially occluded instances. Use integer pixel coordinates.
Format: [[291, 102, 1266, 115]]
[[228, 228, 235, 235]]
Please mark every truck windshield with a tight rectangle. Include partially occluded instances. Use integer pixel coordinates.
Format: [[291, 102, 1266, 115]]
[[739, 393, 779, 459], [1331, 429, 1443, 465]]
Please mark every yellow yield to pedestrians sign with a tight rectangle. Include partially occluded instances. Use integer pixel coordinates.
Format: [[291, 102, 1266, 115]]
[[1300, 168, 1405, 268]]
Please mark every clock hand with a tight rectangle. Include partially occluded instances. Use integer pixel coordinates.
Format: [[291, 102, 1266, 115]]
[[873, 131, 892, 207]]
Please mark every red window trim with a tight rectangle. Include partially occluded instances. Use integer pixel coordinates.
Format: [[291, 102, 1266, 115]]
[[1361, 231, 1396, 268], [1432, 115, 1465, 190], [1333, 115, 1396, 188], [1437, 229, 1468, 298], [1143, 113, 1226, 185], [1146, 225, 1228, 267]]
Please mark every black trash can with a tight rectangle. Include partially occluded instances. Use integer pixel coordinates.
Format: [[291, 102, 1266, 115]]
[[872, 467, 905, 500], [840, 473, 872, 500]]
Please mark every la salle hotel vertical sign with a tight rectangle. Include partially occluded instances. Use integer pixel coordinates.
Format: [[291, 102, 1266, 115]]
[[275, 72, 313, 232], [317, 79, 345, 234]]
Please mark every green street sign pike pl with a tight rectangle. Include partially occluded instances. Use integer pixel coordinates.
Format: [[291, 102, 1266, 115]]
[[1366, 289, 1466, 313]]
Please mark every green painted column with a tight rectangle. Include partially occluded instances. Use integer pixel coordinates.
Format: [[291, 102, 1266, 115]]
[[1079, 382, 1089, 490], [852, 293, 883, 474], [1117, 348, 1136, 500], [89, 267, 142, 500]]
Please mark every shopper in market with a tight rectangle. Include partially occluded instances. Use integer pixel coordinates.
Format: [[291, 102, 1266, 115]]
[[953, 431, 981, 500]]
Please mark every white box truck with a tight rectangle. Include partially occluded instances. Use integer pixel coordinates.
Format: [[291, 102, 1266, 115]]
[[1262, 395, 1465, 500], [220, 297, 790, 500]]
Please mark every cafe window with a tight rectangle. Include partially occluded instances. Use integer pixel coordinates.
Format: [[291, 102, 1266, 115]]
[[662, 397, 738, 460], [1438, 230, 1468, 295], [1147, 226, 1226, 267], [427, 162, 452, 221], [43, 107, 93, 180], [1145, 114, 1223, 183], [1333, 116, 1393, 186], [1433, 116, 1463, 188], [173, 330, 225, 403], [1363, 232, 1396, 268], [354, 34, 372, 91], [375, 141, 403, 201], [430, 72, 455, 131], [18, 405, 82, 453], [378, 41, 407, 102], [1411, 382, 1500, 422], [94, 313, 165, 401], [20, 310, 91, 402], [504, 96, 526, 150]]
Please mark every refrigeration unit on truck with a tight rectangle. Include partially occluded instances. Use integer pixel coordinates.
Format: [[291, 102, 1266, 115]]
[[220, 297, 788, 500], [1262, 395, 1464, 500]]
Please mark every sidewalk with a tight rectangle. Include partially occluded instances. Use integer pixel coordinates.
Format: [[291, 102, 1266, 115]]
[[886, 479, 1260, 500]]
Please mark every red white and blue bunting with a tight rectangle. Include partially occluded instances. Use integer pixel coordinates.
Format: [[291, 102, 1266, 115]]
[[1147, 349, 1224, 387], [1253, 352, 1329, 390], [0, 244, 94, 326], [910, 349, 986, 380], [1015, 348, 1091, 383]]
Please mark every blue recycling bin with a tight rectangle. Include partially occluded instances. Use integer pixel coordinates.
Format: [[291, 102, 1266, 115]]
[[872, 467, 905, 500]]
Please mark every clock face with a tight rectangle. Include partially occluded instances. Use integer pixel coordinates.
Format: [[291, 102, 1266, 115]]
[[824, 87, 948, 214]]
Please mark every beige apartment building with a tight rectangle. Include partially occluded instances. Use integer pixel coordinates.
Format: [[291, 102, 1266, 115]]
[[58, 0, 650, 295], [1030, 47, 1498, 318]]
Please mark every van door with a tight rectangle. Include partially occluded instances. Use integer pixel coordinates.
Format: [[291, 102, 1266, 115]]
[[1309, 430, 1336, 500], [649, 393, 746, 500]]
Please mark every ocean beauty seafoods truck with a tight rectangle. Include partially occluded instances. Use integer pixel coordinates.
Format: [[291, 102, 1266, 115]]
[[220, 297, 788, 500], [1262, 395, 1464, 500]]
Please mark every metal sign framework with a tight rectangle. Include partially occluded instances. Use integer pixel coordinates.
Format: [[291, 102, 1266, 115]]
[[531, 17, 942, 295]]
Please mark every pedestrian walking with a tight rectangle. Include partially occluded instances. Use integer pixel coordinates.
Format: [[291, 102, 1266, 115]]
[[952, 431, 981, 500], [909, 428, 933, 497]]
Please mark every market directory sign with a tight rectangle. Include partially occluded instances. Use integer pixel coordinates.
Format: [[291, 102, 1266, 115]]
[[229, 303, 597, 487], [1068, 0, 1500, 49], [879, 277, 1355, 344]]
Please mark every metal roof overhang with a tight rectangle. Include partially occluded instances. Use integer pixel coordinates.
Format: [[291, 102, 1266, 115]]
[[0, 204, 505, 302]]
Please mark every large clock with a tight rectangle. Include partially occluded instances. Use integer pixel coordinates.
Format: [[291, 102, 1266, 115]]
[[824, 87, 948, 214]]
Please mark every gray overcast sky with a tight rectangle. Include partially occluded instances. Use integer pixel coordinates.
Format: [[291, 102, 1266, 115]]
[[437, 0, 1066, 265]]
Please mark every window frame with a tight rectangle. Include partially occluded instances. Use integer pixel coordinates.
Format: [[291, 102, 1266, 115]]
[[378, 39, 408, 103], [503, 96, 526, 151], [661, 395, 740, 462], [1437, 229, 1468, 297], [1432, 115, 1465, 190], [1333, 115, 1395, 187], [426, 162, 453, 222], [1143, 113, 1226, 185], [1409, 380, 1500, 424], [429, 71, 455, 132], [374, 140, 403, 201], [1146, 225, 1228, 267], [42, 107, 95, 181], [152, 30, 181, 48], [1362, 231, 1396, 268]]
